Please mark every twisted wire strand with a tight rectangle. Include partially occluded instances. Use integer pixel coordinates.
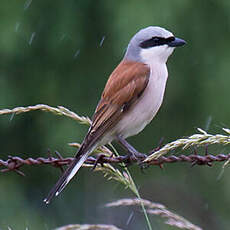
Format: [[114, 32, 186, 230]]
[[0, 152, 229, 175]]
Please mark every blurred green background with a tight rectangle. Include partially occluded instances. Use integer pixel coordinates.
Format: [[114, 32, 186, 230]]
[[0, 0, 230, 229]]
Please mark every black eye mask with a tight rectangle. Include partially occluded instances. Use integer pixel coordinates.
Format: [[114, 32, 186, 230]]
[[139, 36, 175, 49]]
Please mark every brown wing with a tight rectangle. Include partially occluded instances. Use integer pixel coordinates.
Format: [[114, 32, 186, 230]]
[[89, 60, 150, 138]]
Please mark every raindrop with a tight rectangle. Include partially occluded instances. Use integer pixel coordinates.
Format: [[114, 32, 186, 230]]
[[217, 167, 225, 181], [126, 211, 134, 225], [59, 34, 67, 42], [205, 115, 212, 131], [9, 113, 15, 122], [74, 49, 80, 59], [29, 32, 36, 45], [15, 22, 20, 32], [99, 36, 105, 47], [24, 0, 32, 10]]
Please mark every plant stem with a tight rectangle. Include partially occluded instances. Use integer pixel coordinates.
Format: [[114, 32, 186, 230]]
[[109, 143, 153, 230]]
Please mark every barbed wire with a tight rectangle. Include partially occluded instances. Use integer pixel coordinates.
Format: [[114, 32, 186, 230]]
[[0, 151, 229, 176]]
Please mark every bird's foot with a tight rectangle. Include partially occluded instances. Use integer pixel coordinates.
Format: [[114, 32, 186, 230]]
[[91, 154, 106, 171], [116, 135, 147, 164]]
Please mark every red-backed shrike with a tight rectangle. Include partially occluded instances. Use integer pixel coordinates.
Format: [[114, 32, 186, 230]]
[[44, 26, 185, 204]]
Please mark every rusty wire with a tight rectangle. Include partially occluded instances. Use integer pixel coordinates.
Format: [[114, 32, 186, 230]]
[[0, 151, 229, 176]]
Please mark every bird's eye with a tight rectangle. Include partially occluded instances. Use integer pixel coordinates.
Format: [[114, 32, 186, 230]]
[[139, 36, 163, 48], [152, 37, 160, 42], [166, 36, 175, 43]]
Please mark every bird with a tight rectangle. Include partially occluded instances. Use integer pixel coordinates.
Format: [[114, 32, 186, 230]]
[[44, 26, 186, 204]]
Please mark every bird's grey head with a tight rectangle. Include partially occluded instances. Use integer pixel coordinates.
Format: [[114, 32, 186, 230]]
[[124, 26, 185, 64]]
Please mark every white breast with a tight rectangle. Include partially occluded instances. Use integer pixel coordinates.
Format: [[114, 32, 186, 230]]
[[115, 62, 168, 139]]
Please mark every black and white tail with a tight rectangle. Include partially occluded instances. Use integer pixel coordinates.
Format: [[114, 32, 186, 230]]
[[43, 143, 95, 204]]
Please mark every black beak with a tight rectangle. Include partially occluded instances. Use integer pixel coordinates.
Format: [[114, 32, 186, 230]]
[[168, 37, 186, 47]]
